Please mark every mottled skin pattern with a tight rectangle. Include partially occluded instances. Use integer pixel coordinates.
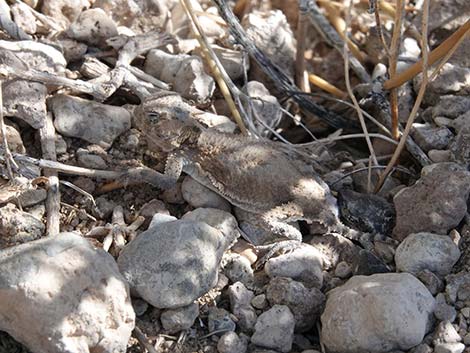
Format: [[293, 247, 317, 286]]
[[135, 96, 357, 260]]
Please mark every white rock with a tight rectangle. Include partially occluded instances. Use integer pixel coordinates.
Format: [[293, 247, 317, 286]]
[[68, 8, 118, 46], [217, 331, 247, 353], [434, 343, 465, 353], [321, 273, 435, 353], [51, 94, 131, 147], [160, 303, 199, 334], [183, 207, 240, 242], [395, 232, 461, 276], [195, 45, 247, 81], [433, 320, 462, 345], [0, 232, 135, 353], [144, 49, 215, 104], [118, 219, 227, 308], [251, 305, 295, 352], [265, 244, 323, 288], [208, 307, 236, 333], [222, 253, 255, 286], [182, 176, 231, 212]]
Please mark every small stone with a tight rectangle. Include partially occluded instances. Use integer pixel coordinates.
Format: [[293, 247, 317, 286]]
[[321, 273, 435, 353], [410, 344, 432, 353], [231, 240, 258, 264], [251, 305, 295, 353], [0, 203, 44, 249], [138, 199, 169, 228], [351, 249, 391, 276], [208, 307, 236, 334], [17, 188, 47, 208], [144, 49, 215, 104], [395, 232, 460, 276], [68, 8, 118, 46], [265, 244, 323, 288], [434, 320, 462, 345], [241, 81, 282, 137], [42, 0, 90, 25], [393, 163, 470, 240], [338, 189, 396, 235], [132, 298, 148, 316], [417, 269, 444, 295], [463, 334, 470, 345], [228, 282, 257, 332], [461, 307, 470, 318], [51, 94, 131, 147], [181, 177, 231, 212], [222, 253, 254, 287], [411, 123, 453, 152], [3, 80, 47, 129], [217, 331, 247, 353], [433, 95, 470, 120], [251, 295, 268, 310], [434, 343, 465, 353], [435, 294, 458, 323], [161, 303, 199, 334], [0, 123, 25, 154], [118, 219, 227, 308], [266, 277, 325, 332], [373, 240, 396, 264], [429, 149, 452, 163], [77, 152, 107, 169], [450, 127, 470, 167], [334, 261, 352, 279]]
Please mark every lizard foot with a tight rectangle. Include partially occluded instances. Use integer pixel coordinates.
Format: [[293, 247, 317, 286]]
[[254, 240, 302, 270]]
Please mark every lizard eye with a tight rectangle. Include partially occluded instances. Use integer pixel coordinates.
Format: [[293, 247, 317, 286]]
[[147, 112, 160, 124]]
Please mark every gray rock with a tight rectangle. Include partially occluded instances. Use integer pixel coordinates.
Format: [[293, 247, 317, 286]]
[[222, 253, 255, 287], [0, 203, 44, 249], [181, 177, 231, 212], [450, 111, 470, 133], [450, 127, 470, 167], [446, 272, 470, 304], [435, 294, 457, 322], [0, 232, 134, 353], [228, 282, 257, 332], [417, 269, 444, 295], [434, 343, 465, 353], [241, 81, 283, 137], [251, 294, 268, 310], [144, 49, 215, 104], [17, 188, 47, 208], [42, 0, 90, 25], [321, 273, 435, 353], [195, 45, 247, 81], [395, 232, 461, 276], [433, 95, 470, 120], [118, 219, 227, 308], [266, 277, 325, 332], [161, 303, 199, 334], [68, 8, 118, 46], [429, 149, 452, 163], [411, 124, 453, 152], [420, 64, 470, 104], [393, 163, 470, 240], [0, 123, 25, 154], [251, 305, 295, 353], [433, 320, 461, 345], [51, 95, 131, 147], [334, 261, 352, 279], [148, 213, 178, 228], [182, 207, 240, 242], [265, 244, 323, 288], [217, 331, 248, 353], [242, 10, 296, 78], [410, 344, 432, 353], [208, 307, 236, 333], [3, 80, 47, 129], [77, 152, 108, 169], [351, 249, 391, 276]]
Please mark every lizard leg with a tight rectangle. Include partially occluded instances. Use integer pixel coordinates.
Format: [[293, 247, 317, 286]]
[[121, 167, 177, 189]]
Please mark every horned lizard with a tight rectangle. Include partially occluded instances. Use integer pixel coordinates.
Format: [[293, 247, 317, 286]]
[[134, 94, 359, 262]]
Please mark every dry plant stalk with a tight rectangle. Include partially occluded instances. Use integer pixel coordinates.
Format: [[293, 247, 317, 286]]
[[308, 73, 346, 97], [383, 19, 470, 90], [343, 0, 378, 166], [387, 0, 406, 140], [180, 0, 247, 134], [375, 0, 430, 192], [296, 0, 311, 92]]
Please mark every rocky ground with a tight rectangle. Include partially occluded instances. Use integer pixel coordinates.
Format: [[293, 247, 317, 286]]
[[0, 0, 469, 353]]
